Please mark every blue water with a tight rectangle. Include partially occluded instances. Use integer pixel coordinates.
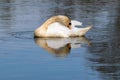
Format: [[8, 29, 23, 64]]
[[0, 0, 120, 80]]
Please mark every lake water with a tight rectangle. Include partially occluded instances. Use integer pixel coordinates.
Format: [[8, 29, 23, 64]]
[[0, 0, 120, 80]]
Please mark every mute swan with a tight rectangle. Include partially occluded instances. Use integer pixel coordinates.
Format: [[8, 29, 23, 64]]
[[34, 15, 92, 38]]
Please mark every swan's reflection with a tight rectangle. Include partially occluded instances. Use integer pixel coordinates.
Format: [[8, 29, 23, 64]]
[[34, 37, 91, 57]]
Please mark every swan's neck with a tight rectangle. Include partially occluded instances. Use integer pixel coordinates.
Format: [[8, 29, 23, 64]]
[[34, 17, 58, 37], [34, 23, 50, 37]]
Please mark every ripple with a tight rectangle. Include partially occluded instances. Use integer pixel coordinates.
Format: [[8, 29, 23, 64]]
[[11, 31, 34, 40]]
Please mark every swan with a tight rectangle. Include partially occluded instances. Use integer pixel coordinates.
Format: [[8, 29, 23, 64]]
[[34, 15, 92, 38]]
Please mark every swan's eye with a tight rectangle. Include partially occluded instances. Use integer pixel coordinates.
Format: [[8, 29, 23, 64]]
[[69, 23, 71, 25]]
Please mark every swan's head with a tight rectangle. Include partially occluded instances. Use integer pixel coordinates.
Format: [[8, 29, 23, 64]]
[[47, 15, 83, 29], [41, 15, 83, 29], [47, 15, 72, 29]]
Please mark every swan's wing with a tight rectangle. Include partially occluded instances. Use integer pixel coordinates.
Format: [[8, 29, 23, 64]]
[[46, 22, 71, 37], [71, 20, 82, 28]]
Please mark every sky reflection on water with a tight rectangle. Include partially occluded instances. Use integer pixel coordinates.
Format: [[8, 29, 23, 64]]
[[0, 0, 120, 80]]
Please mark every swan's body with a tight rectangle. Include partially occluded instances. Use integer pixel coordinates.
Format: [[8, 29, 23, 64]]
[[34, 15, 92, 38]]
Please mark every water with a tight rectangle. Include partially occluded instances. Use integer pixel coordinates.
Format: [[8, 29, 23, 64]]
[[0, 0, 120, 80]]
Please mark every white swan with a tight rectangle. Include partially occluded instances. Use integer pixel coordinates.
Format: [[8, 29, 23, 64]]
[[34, 15, 92, 38]]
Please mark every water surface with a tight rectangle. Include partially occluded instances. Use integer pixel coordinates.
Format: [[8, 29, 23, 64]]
[[0, 0, 120, 80]]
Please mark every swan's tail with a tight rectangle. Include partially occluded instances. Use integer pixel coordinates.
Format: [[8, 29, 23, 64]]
[[84, 25, 92, 32], [78, 25, 93, 36]]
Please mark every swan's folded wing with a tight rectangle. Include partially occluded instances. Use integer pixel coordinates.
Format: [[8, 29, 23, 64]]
[[46, 22, 71, 37]]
